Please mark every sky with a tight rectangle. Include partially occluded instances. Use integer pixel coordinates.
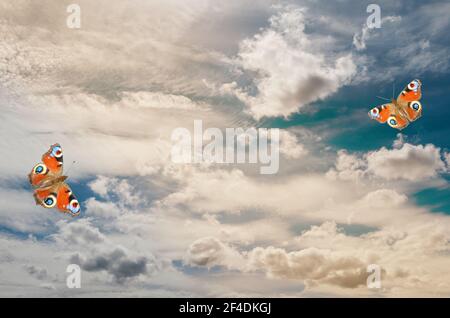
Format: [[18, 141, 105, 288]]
[[0, 0, 449, 297]]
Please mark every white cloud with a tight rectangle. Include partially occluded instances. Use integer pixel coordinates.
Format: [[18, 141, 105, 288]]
[[54, 219, 105, 245], [366, 143, 446, 181], [229, 7, 356, 119], [329, 142, 447, 182], [0, 187, 59, 234], [326, 150, 367, 181], [186, 236, 244, 269], [85, 198, 121, 219], [247, 246, 368, 288], [279, 130, 307, 159]]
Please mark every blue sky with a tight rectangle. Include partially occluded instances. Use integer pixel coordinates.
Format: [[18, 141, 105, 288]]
[[0, 0, 449, 297]]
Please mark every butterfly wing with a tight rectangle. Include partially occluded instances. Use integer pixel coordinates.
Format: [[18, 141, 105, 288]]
[[42, 143, 64, 174], [29, 163, 51, 187], [368, 103, 409, 130], [397, 79, 422, 122], [368, 103, 395, 123], [386, 109, 409, 130], [29, 144, 64, 188], [55, 182, 81, 216], [33, 181, 81, 217]]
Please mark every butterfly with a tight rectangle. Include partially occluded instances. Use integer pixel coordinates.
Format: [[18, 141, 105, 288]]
[[28, 144, 81, 217], [368, 79, 423, 130]]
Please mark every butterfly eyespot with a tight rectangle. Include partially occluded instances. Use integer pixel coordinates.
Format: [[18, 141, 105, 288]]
[[68, 199, 80, 215], [369, 108, 379, 118], [409, 101, 422, 112], [387, 116, 399, 128], [407, 80, 419, 91], [43, 194, 57, 208], [52, 146, 63, 158], [33, 164, 48, 175]]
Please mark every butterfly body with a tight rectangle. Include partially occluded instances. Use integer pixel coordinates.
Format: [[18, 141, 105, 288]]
[[368, 79, 422, 130], [28, 144, 80, 217]]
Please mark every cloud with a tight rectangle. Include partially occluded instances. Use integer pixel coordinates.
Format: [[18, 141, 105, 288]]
[[184, 235, 373, 290], [328, 142, 447, 182], [186, 236, 244, 269], [247, 246, 368, 288], [182, 219, 450, 294], [0, 187, 59, 234], [54, 219, 156, 284], [366, 143, 446, 181], [85, 198, 121, 219], [23, 264, 48, 280], [326, 150, 367, 181], [353, 16, 401, 51], [279, 130, 307, 159], [157, 167, 358, 218], [228, 7, 356, 119], [70, 247, 150, 284], [54, 219, 105, 245]]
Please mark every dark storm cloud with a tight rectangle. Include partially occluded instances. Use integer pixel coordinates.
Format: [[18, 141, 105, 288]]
[[70, 247, 149, 283]]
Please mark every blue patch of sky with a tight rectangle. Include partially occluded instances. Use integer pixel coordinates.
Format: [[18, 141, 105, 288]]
[[413, 176, 450, 216]]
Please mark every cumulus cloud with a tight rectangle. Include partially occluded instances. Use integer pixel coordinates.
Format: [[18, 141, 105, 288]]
[[279, 130, 307, 159], [326, 150, 367, 181], [247, 246, 369, 288], [186, 236, 244, 269], [183, 219, 450, 294], [54, 219, 105, 245], [54, 219, 156, 284], [184, 236, 373, 289], [328, 142, 447, 182], [366, 143, 446, 181], [71, 247, 151, 284], [228, 7, 356, 119], [85, 198, 121, 219]]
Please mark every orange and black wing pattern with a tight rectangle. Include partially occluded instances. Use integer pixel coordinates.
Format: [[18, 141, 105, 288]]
[[29, 144, 81, 217], [368, 79, 422, 130], [29, 144, 64, 188], [397, 79, 422, 122], [368, 103, 409, 130], [33, 182, 80, 217]]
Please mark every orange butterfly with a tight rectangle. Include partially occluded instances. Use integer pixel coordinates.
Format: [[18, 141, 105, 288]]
[[28, 144, 81, 217], [368, 79, 422, 130]]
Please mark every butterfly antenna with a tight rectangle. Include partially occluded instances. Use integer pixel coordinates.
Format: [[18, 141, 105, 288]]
[[376, 96, 391, 102], [392, 83, 395, 99]]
